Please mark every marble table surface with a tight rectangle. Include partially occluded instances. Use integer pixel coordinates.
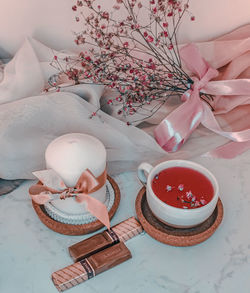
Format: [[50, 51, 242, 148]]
[[1, 154, 250, 293]]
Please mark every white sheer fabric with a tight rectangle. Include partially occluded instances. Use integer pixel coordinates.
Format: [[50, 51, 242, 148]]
[[1, 35, 243, 179], [0, 38, 172, 179]]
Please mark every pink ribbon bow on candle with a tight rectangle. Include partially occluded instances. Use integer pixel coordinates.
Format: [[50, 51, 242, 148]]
[[154, 43, 250, 158], [29, 169, 110, 230]]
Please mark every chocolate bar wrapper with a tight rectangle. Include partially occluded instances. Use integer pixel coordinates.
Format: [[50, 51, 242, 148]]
[[112, 216, 143, 242], [69, 216, 143, 262], [52, 242, 131, 292]]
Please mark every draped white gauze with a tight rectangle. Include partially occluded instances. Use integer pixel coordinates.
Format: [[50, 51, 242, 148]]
[[3, 25, 250, 179], [0, 38, 170, 179]]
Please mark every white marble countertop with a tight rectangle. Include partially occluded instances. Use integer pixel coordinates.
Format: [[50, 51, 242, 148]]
[[1, 154, 250, 293]]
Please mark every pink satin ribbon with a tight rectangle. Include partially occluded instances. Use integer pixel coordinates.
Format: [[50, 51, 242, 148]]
[[154, 43, 250, 157], [29, 169, 110, 229]]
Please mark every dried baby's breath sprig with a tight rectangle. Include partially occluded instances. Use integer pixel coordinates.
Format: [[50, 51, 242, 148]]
[[50, 0, 213, 123]]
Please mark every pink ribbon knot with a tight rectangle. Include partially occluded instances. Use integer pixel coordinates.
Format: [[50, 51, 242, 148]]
[[154, 43, 250, 157], [29, 168, 110, 229]]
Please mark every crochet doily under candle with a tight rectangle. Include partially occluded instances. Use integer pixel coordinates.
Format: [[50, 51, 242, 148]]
[[44, 179, 115, 225], [135, 187, 223, 246], [32, 175, 120, 235]]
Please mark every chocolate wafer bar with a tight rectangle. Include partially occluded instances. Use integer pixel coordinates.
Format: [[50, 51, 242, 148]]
[[69, 217, 143, 262], [52, 242, 131, 292]]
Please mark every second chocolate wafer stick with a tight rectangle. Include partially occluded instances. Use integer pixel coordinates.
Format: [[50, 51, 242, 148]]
[[52, 242, 131, 292]]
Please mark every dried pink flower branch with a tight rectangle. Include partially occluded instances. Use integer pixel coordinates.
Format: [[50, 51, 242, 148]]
[[50, 0, 212, 123]]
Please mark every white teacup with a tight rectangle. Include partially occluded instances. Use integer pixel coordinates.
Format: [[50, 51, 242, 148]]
[[137, 160, 219, 228]]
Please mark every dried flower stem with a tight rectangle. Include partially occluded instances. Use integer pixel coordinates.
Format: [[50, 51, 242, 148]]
[[49, 0, 213, 122]]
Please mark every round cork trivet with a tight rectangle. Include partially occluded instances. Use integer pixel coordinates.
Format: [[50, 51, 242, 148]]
[[32, 175, 120, 235], [135, 187, 223, 246]]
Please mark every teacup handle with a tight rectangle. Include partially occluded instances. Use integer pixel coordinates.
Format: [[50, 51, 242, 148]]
[[137, 162, 153, 184]]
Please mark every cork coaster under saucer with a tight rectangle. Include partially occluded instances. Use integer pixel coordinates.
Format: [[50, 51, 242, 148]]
[[135, 187, 223, 246], [32, 175, 120, 236]]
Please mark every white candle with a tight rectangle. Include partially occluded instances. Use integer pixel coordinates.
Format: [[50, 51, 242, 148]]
[[45, 133, 106, 187], [44, 133, 107, 216]]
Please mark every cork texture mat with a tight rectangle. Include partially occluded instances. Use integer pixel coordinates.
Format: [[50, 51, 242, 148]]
[[135, 187, 223, 246]]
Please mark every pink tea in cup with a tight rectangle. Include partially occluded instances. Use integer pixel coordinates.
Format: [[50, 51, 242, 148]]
[[151, 167, 214, 209]]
